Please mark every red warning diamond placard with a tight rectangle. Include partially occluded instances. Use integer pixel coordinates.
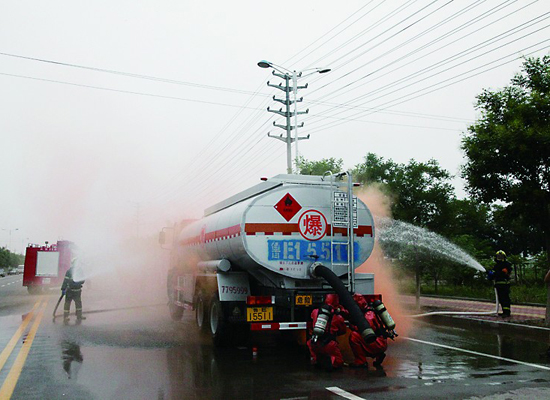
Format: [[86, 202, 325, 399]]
[[274, 193, 302, 222]]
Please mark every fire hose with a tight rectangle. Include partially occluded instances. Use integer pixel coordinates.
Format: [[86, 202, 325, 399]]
[[406, 288, 500, 318], [52, 292, 65, 319]]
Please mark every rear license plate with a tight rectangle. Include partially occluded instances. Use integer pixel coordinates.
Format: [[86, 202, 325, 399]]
[[247, 307, 273, 322], [295, 295, 312, 306]]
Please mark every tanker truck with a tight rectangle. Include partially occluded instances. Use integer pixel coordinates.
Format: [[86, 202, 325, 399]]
[[161, 173, 382, 346]]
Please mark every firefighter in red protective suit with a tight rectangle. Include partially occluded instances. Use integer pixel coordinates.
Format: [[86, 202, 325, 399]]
[[348, 294, 388, 368], [307, 294, 347, 371]]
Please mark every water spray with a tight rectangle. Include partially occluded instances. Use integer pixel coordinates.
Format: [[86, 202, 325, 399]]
[[376, 217, 485, 272], [375, 217, 496, 318]]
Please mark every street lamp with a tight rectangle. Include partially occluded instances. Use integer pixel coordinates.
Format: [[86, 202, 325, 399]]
[[257, 60, 330, 173], [2, 228, 19, 250]]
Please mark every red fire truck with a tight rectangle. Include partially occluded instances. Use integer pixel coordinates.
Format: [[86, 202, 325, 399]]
[[23, 240, 75, 294]]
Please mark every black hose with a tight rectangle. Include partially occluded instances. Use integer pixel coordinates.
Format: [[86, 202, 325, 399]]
[[312, 263, 376, 343]]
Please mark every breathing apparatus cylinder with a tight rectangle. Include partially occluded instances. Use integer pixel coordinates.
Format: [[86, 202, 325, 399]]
[[372, 300, 396, 330], [312, 305, 332, 343]]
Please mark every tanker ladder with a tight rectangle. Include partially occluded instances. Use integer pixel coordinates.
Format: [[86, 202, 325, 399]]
[[328, 171, 357, 293]]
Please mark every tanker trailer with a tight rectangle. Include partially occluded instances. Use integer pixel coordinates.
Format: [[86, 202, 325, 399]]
[[162, 173, 378, 346]]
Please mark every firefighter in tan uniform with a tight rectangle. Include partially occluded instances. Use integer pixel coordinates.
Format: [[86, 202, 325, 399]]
[[61, 258, 86, 324]]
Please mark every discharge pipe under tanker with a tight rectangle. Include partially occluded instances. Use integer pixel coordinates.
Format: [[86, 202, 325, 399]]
[[310, 262, 376, 343]]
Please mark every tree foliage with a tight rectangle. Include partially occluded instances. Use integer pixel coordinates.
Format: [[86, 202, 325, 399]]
[[296, 156, 343, 176], [462, 56, 550, 266], [353, 152, 455, 231], [0, 247, 23, 270]]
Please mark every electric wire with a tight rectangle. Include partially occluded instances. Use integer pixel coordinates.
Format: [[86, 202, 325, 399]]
[[307, 0, 500, 98], [0, 71, 266, 110], [0, 51, 267, 97], [306, 1, 541, 109], [283, 0, 382, 68], [309, 0, 449, 92], [306, 0, 520, 100], [302, 0, 419, 70], [306, 112, 464, 132], [302, 7, 548, 131], [307, 41, 550, 135]]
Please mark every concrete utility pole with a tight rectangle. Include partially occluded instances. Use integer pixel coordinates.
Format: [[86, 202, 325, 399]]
[[257, 60, 330, 174]]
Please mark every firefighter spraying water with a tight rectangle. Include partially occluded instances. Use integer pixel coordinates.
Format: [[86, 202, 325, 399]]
[[160, 173, 397, 354]]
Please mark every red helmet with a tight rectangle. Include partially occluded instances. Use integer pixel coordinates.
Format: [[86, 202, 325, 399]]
[[325, 294, 340, 307], [353, 293, 368, 312]]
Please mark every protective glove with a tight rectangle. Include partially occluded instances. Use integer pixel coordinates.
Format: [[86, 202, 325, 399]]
[[61, 289, 66, 295], [487, 270, 494, 280]]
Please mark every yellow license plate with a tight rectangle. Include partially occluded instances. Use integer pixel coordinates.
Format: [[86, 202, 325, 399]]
[[295, 295, 312, 306], [247, 307, 273, 322]]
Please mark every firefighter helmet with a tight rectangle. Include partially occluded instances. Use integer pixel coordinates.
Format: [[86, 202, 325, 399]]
[[496, 250, 506, 260], [325, 294, 340, 307]]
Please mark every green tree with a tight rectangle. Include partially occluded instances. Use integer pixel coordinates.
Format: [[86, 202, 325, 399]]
[[353, 153, 455, 230], [353, 153, 457, 306], [0, 247, 23, 270], [461, 56, 550, 322], [296, 156, 343, 175]]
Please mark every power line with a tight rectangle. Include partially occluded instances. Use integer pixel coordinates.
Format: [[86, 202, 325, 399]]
[[307, 41, 550, 135], [0, 51, 265, 97], [302, 3, 546, 131], [0, 71, 266, 110], [285, 0, 384, 68], [307, 1, 538, 105]]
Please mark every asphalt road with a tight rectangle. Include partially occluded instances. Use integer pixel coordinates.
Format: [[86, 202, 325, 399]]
[[1, 276, 550, 400]]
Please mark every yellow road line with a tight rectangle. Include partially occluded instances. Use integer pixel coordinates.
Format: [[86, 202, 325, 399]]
[[0, 301, 48, 400], [0, 300, 42, 372]]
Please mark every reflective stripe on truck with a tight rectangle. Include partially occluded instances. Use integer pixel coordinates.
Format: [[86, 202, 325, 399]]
[[250, 322, 308, 331]]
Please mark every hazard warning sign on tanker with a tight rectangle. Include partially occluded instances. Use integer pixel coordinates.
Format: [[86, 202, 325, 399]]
[[298, 210, 327, 241], [274, 193, 302, 221]]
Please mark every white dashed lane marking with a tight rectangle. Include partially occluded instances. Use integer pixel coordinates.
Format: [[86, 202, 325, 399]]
[[326, 387, 366, 400]]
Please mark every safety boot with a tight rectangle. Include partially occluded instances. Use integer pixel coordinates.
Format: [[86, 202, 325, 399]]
[[373, 353, 386, 367]]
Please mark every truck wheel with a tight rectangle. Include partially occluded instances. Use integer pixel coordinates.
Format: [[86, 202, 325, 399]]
[[195, 293, 208, 332], [169, 301, 183, 321], [209, 295, 226, 347]]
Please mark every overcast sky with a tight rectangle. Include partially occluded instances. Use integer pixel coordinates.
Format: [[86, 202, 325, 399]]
[[1, 0, 549, 254]]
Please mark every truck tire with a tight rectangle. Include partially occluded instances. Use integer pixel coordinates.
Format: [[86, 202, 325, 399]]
[[195, 293, 208, 332], [209, 294, 227, 347]]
